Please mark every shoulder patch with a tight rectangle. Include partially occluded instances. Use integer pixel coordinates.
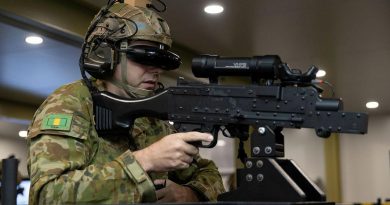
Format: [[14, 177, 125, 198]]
[[41, 113, 73, 131]]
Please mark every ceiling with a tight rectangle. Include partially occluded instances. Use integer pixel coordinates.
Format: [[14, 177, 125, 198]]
[[0, 21, 82, 104], [0, 0, 389, 139]]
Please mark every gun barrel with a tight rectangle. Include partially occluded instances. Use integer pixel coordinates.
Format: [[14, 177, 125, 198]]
[[192, 55, 282, 79], [315, 99, 343, 111]]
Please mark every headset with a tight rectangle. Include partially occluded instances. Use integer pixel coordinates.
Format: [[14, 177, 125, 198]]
[[79, 0, 181, 91]]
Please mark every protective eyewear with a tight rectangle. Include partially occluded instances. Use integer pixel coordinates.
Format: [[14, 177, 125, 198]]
[[125, 45, 181, 70]]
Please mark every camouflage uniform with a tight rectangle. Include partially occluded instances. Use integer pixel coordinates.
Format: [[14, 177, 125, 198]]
[[27, 79, 225, 204]]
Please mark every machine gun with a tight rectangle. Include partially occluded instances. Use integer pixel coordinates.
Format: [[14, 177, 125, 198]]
[[91, 55, 368, 203]]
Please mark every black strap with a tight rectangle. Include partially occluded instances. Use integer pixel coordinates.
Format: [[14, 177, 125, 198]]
[[237, 139, 247, 164]]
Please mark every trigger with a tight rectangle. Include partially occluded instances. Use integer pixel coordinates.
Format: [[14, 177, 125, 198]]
[[199, 126, 219, 148]]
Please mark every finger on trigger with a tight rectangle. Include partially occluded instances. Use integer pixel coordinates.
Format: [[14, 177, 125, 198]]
[[183, 132, 213, 142]]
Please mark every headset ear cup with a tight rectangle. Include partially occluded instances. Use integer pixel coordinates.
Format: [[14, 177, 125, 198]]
[[83, 41, 116, 79]]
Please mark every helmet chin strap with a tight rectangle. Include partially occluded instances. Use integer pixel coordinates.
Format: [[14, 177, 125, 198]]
[[108, 41, 155, 98]]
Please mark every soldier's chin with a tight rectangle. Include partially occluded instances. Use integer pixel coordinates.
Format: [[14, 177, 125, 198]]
[[140, 83, 156, 90]]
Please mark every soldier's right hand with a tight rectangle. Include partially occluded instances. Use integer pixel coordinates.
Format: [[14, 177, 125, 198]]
[[133, 132, 213, 172]]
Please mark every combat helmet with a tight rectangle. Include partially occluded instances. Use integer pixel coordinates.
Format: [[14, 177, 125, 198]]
[[80, 0, 181, 94]]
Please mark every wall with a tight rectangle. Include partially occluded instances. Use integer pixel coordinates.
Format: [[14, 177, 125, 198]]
[[284, 128, 327, 190], [340, 115, 390, 203]]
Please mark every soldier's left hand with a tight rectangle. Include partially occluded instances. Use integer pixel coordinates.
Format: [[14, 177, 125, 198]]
[[155, 179, 199, 202]]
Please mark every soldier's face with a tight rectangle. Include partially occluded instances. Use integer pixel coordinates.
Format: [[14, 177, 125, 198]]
[[114, 41, 163, 90], [124, 59, 163, 90]]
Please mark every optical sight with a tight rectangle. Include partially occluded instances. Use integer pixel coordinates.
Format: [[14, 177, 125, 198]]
[[192, 54, 318, 85]]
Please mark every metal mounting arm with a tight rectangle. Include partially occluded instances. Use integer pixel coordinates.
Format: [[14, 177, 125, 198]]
[[218, 126, 331, 204]]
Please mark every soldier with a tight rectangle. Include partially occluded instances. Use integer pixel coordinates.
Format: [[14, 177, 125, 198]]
[[27, 1, 225, 204]]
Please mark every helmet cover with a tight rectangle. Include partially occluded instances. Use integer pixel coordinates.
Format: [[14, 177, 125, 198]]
[[86, 3, 172, 48], [81, 2, 179, 79]]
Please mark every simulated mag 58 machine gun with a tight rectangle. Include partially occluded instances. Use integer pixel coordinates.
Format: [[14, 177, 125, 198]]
[[92, 55, 368, 203]]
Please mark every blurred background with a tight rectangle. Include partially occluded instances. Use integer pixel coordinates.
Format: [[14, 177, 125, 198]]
[[0, 0, 389, 203]]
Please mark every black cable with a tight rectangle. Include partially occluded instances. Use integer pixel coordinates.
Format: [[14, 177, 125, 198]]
[[80, 0, 139, 92], [312, 79, 336, 97], [237, 140, 247, 165], [155, 82, 165, 93], [321, 80, 336, 97], [79, 0, 116, 92], [94, 17, 138, 54]]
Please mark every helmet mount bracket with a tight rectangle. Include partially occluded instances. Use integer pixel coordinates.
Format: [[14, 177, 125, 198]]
[[124, 0, 151, 8]]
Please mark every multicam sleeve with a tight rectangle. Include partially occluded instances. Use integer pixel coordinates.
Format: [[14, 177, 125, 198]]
[[27, 82, 156, 204], [174, 156, 226, 201], [28, 134, 156, 204]]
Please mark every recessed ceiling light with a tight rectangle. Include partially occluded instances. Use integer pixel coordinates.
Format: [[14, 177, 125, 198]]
[[316, 69, 326, 78], [204, 4, 224, 14], [366, 101, 379, 109], [18, 130, 28, 138], [25, 35, 43, 45]]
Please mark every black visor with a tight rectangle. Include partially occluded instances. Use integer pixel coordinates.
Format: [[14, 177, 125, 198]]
[[125, 45, 181, 70]]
